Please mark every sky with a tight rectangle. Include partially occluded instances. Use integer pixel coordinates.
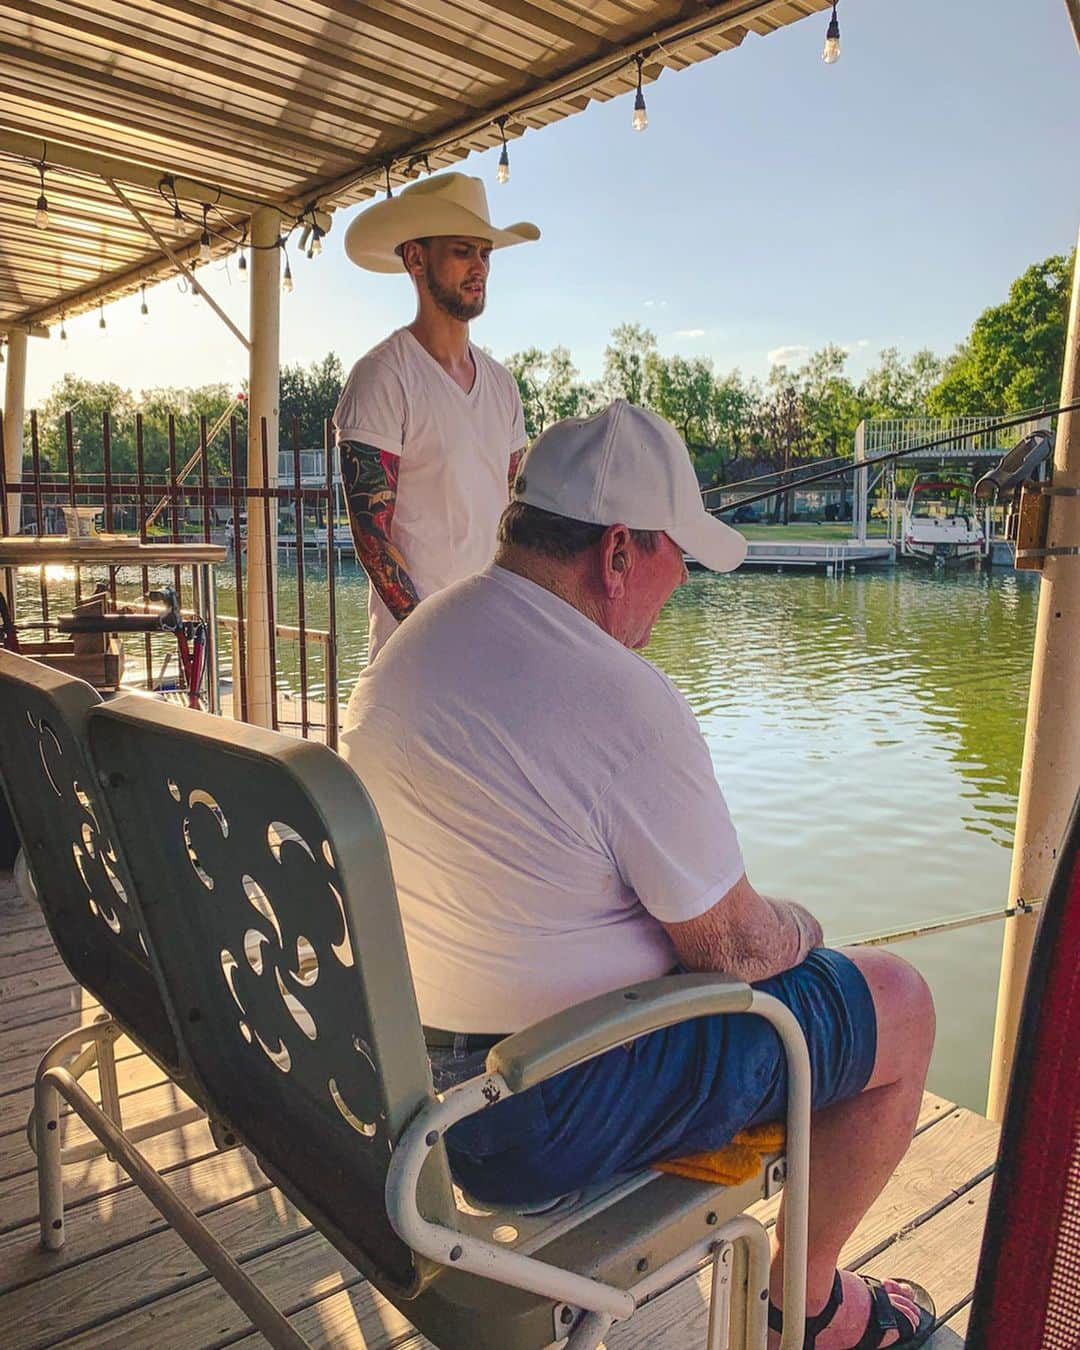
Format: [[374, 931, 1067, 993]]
[[22, 0, 1080, 407]]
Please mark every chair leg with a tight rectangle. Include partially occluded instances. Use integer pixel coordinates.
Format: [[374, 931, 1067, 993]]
[[706, 1240, 735, 1350], [40, 1064, 310, 1350], [564, 1311, 614, 1350], [35, 1071, 65, 1251]]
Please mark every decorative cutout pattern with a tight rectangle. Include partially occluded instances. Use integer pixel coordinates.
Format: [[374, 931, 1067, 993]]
[[161, 778, 383, 1139], [29, 714, 134, 946]]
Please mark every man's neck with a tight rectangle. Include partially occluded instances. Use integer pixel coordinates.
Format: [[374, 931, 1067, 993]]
[[494, 547, 606, 630], [408, 306, 471, 369]]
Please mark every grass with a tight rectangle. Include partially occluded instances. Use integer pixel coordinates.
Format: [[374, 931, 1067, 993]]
[[734, 521, 889, 541]]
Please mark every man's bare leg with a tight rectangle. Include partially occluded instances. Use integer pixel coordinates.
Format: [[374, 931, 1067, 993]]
[[768, 947, 935, 1349]]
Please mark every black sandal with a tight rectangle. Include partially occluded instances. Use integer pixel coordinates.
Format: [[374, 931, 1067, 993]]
[[768, 1269, 936, 1348]]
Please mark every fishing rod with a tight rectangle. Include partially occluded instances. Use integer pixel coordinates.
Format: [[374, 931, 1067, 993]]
[[703, 400, 1080, 514]]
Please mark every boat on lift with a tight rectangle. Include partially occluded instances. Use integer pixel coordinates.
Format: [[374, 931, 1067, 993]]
[[900, 474, 986, 568]]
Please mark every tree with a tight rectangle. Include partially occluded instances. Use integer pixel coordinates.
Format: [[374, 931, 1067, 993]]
[[749, 379, 810, 523], [503, 345, 598, 439], [602, 323, 658, 405], [793, 345, 864, 461], [929, 253, 1073, 414], [647, 354, 716, 448], [859, 346, 943, 419], [279, 353, 345, 449]]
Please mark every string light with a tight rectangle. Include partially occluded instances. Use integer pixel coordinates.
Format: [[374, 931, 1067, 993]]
[[199, 203, 212, 261], [822, 3, 840, 63], [34, 159, 49, 229], [237, 248, 248, 282], [98, 303, 106, 333], [139, 283, 150, 324], [281, 243, 294, 294], [0, 342, 4, 365], [495, 116, 510, 184], [632, 54, 648, 132], [309, 226, 323, 257], [60, 315, 68, 342], [384, 163, 394, 199]]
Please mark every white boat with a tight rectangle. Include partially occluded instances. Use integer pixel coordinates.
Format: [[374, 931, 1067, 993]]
[[901, 474, 986, 568]]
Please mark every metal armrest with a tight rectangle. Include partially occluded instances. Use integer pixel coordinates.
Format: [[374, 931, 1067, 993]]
[[386, 977, 811, 1346], [486, 973, 753, 1092]]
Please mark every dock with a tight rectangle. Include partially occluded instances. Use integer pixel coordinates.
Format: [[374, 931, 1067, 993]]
[[690, 541, 897, 571], [0, 870, 992, 1347]]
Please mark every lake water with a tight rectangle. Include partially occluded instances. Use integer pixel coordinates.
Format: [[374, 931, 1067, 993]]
[[20, 555, 1041, 1112]]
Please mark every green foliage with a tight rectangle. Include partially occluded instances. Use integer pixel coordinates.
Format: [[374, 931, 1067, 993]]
[[602, 323, 658, 405], [504, 345, 597, 438], [33, 376, 241, 478], [928, 253, 1073, 414], [280, 353, 345, 450]]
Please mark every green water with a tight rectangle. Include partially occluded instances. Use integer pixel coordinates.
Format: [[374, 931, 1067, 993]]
[[20, 556, 1040, 1112]]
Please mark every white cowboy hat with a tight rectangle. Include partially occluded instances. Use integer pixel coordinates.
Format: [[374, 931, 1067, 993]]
[[343, 172, 540, 273]]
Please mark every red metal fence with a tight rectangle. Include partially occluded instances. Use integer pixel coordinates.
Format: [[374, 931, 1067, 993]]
[[0, 411, 343, 746]]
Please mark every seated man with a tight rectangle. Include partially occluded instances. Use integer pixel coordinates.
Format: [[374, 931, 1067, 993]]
[[341, 400, 937, 1350]]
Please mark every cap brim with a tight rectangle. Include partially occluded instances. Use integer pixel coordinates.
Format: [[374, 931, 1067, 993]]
[[669, 512, 748, 573]]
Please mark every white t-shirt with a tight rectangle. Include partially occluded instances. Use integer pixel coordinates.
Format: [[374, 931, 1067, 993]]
[[340, 565, 745, 1032], [334, 328, 526, 660]]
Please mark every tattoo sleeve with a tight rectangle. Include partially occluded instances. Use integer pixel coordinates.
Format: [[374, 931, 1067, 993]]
[[508, 447, 525, 497], [339, 440, 421, 623]]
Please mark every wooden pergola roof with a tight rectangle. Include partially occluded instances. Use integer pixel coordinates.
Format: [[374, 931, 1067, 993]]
[[0, 0, 831, 332]]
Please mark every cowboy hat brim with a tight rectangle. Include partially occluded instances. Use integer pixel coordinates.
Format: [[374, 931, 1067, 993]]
[[345, 196, 540, 273]]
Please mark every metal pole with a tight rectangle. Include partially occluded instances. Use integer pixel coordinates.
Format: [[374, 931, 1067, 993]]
[[2, 327, 27, 615], [987, 230, 1080, 1121], [853, 420, 868, 544], [244, 206, 281, 727]]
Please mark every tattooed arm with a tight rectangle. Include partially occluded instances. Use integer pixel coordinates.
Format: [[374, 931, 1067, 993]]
[[339, 440, 420, 623], [508, 447, 525, 497]]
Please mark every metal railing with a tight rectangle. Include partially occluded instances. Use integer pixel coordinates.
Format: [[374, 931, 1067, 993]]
[[1, 409, 345, 745]]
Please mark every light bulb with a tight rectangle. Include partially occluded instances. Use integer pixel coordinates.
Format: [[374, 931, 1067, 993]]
[[191, 280, 200, 305], [310, 229, 323, 256], [632, 91, 648, 132], [60, 322, 68, 341], [140, 302, 150, 324], [35, 194, 49, 229], [172, 206, 185, 237], [98, 309, 106, 333], [282, 270, 294, 294], [237, 250, 248, 282], [822, 9, 840, 63], [199, 231, 211, 262], [496, 146, 510, 184]]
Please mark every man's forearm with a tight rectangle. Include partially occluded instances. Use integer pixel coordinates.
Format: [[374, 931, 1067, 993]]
[[339, 440, 421, 622], [665, 879, 823, 985]]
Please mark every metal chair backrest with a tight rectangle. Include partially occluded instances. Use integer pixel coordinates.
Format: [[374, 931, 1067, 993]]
[[88, 694, 444, 1298], [0, 651, 181, 1074], [966, 787, 1080, 1348]]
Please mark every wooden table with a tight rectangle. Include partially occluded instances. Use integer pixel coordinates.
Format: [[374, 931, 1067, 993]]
[[0, 535, 227, 712]]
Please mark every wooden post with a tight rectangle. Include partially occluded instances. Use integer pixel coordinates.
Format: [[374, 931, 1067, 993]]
[[986, 231, 1080, 1121], [853, 421, 868, 543], [3, 326, 28, 536], [244, 206, 281, 728]]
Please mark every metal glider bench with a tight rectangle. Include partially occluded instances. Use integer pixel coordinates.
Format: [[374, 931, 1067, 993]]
[[0, 650, 811, 1349]]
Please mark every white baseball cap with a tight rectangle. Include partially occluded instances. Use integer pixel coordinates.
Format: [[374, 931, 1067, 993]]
[[512, 400, 747, 573]]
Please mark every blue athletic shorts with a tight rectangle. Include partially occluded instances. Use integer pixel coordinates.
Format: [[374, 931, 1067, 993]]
[[432, 947, 877, 1208]]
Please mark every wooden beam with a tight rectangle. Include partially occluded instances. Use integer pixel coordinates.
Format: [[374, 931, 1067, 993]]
[[0, 128, 284, 215], [14, 0, 411, 139], [149, 0, 477, 117]]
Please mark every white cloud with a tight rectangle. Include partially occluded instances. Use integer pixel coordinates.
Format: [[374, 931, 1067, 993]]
[[643, 299, 668, 309], [841, 338, 872, 354], [767, 343, 809, 367], [675, 327, 706, 338]]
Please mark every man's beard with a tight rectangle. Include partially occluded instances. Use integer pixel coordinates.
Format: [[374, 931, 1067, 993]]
[[425, 264, 485, 321]]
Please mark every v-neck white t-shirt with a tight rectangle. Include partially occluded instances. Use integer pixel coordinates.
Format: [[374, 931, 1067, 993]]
[[334, 328, 526, 660], [340, 565, 746, 1032]]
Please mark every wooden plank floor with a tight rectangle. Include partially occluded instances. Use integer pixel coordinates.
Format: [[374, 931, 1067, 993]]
[[0, 870, 991, 1348]]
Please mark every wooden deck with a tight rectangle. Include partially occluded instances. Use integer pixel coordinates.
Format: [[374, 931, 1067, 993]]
[[0, 870, 992, 1348]]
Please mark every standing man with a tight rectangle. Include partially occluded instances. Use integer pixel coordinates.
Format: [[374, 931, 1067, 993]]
[[334, 172, 540, 661]]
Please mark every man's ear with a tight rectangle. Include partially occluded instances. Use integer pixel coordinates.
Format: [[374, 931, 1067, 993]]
[[600, 524, 634, 598], [401, 240, 424, 278]]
